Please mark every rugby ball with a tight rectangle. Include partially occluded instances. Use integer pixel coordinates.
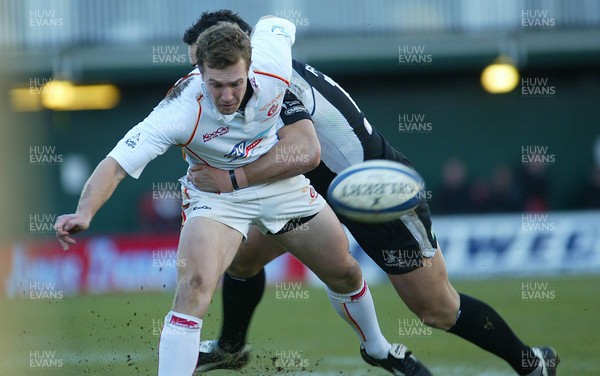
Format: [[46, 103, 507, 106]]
[[327, 160, 424, 223]]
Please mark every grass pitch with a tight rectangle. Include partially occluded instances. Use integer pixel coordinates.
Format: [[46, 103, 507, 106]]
[[1, 275, 599, 375]]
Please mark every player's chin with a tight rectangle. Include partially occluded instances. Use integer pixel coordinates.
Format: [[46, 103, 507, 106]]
[[218, 104, 238, 115]]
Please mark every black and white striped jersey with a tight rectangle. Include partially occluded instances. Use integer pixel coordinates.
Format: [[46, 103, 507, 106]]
[[283, 59, 412, 196]]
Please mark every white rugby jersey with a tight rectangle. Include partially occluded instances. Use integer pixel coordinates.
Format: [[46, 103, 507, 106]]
[[108, 17, 296, 179]]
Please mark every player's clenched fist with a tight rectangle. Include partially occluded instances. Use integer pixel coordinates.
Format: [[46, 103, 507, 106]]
[[187, 164, 221, 193], [54, 213, 91, 251]]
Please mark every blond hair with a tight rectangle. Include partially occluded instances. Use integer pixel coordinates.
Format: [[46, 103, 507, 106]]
[[195, 21, 251, 72]]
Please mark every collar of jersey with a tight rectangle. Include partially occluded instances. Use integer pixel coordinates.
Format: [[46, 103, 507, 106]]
[[200, 69, 261, 125]]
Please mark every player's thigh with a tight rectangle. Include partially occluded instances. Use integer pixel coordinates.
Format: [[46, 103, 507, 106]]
[[177, 216, 244, 292], [269, 205, 361, 292], [388, 247, 459, 328], [228, 225, 286, 278]]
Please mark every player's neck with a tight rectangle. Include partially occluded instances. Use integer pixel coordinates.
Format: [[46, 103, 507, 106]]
[[237, 80, 254, 114]]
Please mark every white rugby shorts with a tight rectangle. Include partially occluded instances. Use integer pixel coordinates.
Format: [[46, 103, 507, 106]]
[[179, 175, 325, 238]]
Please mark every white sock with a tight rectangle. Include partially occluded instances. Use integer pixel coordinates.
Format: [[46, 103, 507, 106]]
[[158, 311, 202, 376], [326, 280, 392, 359]]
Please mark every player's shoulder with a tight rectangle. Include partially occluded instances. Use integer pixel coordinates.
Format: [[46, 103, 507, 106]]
[[154, 72, 203, 115], [251, 17, 295, 78], [253, 16, 296, 42], [139, 71, 202, 141], [164, 71, 202, 103]]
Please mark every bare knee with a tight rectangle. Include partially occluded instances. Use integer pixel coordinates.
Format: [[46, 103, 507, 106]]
[[178, 272, 217, 297], [401, 279, 460, 330], [189, 274, 203, 289], [226, 248, 267, 278], [227, 261, 263, 279], [173, 273, 215, 317], [411, 300, 459, 330], [325, 259, 362, 294]]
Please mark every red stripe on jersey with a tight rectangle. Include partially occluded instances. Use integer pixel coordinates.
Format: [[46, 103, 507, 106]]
[[183, 146, 209, 165], [342, 303, 367, 341], [253, 70, 290, 86], [169, 314, 200, 328], [351, 281, 368, 301], [181, 94, 203, 147]]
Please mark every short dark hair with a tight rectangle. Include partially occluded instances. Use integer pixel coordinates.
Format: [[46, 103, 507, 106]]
[[183, 9, 252, 45], [195, 21, 251, 72]]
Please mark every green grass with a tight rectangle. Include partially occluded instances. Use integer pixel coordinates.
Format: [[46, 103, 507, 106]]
[[1, 275, 599, 375]]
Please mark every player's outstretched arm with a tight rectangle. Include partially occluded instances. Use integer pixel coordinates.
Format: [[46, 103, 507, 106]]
[[188, 118, 320, 193], [54, 156, 127, 250]]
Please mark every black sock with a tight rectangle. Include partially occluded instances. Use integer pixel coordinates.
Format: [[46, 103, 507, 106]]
[[218, 269, 266, 353], [447, 294, 539, 375]]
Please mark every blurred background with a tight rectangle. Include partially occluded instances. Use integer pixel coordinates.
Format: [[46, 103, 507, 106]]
[[1, 0, 599, 375], [2, 0, 600, 237]]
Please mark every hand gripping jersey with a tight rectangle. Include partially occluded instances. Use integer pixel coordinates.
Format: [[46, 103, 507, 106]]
[[108, 17, 296, 181]]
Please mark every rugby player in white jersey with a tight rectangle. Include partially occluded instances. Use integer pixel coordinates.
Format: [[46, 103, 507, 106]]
[[184, 10, 559, 376], [54, 15, 431, 376]]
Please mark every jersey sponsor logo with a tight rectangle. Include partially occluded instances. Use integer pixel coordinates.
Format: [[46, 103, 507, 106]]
[[260, 92, 284, 112], [284, 105, 308, 115], [203, 126, 229, 142], [224, 138, 263, 162], [282, 99, 301, 108], [124, 131, 146, 151], [267, 103, 280, 117]]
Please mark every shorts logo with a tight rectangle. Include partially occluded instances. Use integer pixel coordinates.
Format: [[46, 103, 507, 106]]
[[302, 185, 319, 204], [382, 249, 426, 270], [192, 205, 211, 211], [203, 126, 229, 142], [382, 249, 402, 267], [224, 138, 263, 162]]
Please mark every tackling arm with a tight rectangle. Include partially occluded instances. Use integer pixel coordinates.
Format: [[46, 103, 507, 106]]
[[244, 117, 321, 184], [188, 118, 320, 192], [54, 157, 127, 250]]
